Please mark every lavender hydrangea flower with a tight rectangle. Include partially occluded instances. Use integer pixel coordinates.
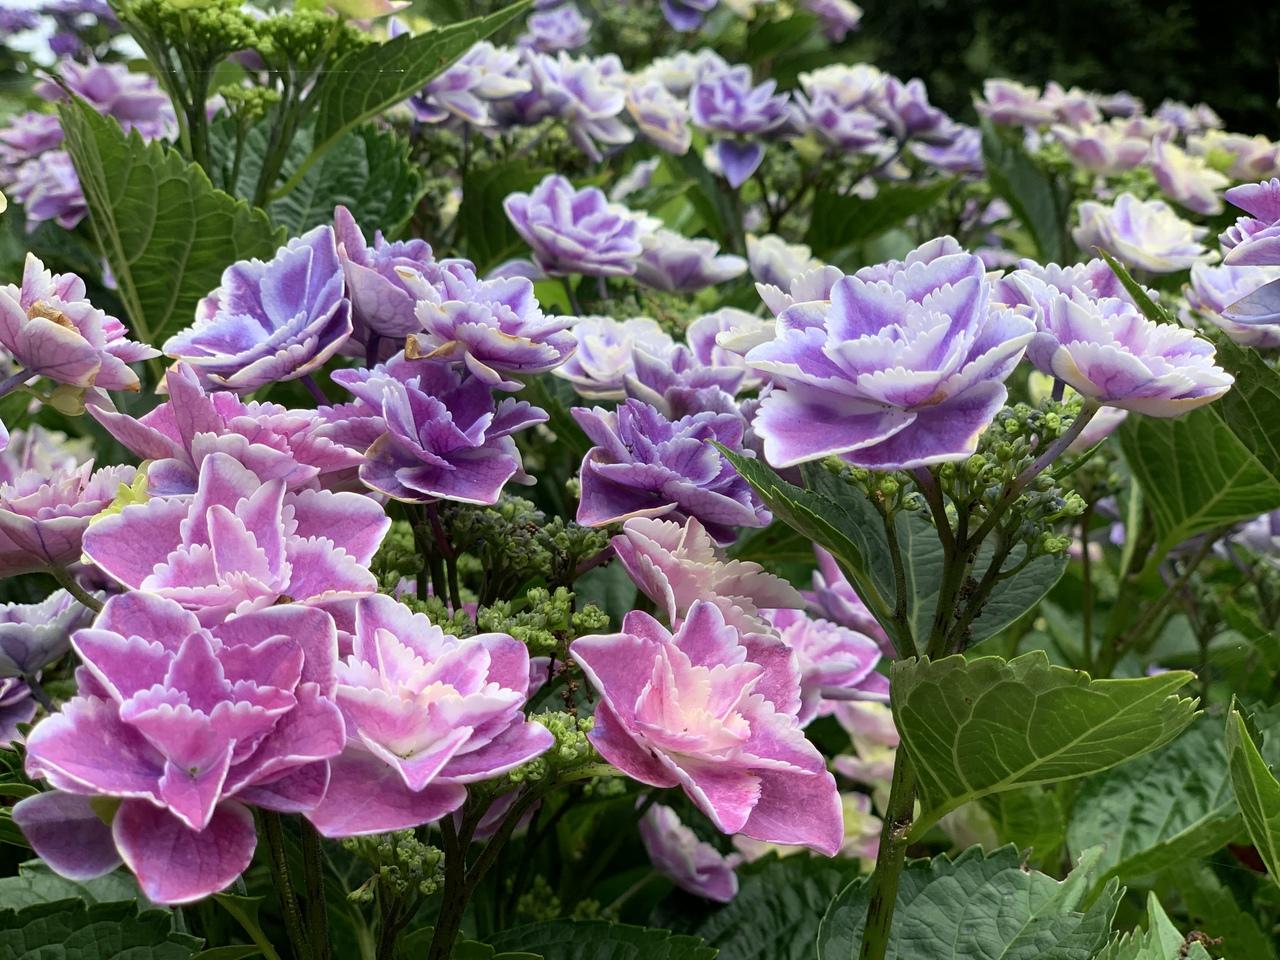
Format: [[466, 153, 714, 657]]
[[807, 546, 892, 655], [553, 316, 675, 399], [687, 308, 769, 392], [662, 0, 717, 31], [1188, 131, 1280, 181], [1050, 121, 1149, 176], [691, 66, 791, 188], [833, 701, 898, 788], [90, 363, 361, 496], [0, 112, 64, 176], [762, 608, 887, 725], [14, 592, 345, 903], [82, 453, 388, 626], [401, 266, 575, 389], [1154, 99, 1222, 136], [1098, 91, 1144, 118], [747, 233, 823, 290], [524, 2, 590, 51], [0, 425, 89, 485], [37, 59, 176, 141], [625, 79, 693, 155], [517, 51, 633, 162], [408, 42, 531, 126], [634, 229, 747, 292], [164, 226, 352, 392], [571, 600, 843, 854], [874, 76, 949, 143], [974, 79, 1055, 127], [640, 804, 741, 902], [8, 152, 86, 231], [745, 238, 1034, 471], [1221, 179, 1280, 267], [611, 516, 804, 632], [504, 174, 656, 278], [1182, 263, 1280, 347], [910, 123, 983, 175], [1025, 292, 1232, 415], [1073, 194, 1213, 274], [1040, 81, 1101, 126], [803, 0, 863, 40], [1150, 140, 1229, 216], [623, 342, 745, 419], [638, 49, 729, 96], [0, 253, 157, 390], [573, 398, 769, 544], [307, 595, 553, 836], [327, 356, 547, 504], [0, 589, 92, 678]]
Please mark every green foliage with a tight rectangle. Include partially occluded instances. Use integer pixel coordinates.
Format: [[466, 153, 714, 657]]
[[805, 179, 956, 260], [0, 898, 201, 958], [1094, 893, 1212, 960], [485, 920, 717, 959], [0, 861, 144, 909], [1166, 861, 1278, 960], [459, 162, 554, 274], [893, 651, 1199, 830], [58, 97, 285, 349], [1226, 705, 1280, 889], [816, 846, 1120, 959], [980, 118, 1072, 263], [696, 854, 861, 960]]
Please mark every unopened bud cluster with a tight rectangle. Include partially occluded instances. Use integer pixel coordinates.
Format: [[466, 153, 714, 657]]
[[504, 711, 597, 784], [343, 830, 444, 901]]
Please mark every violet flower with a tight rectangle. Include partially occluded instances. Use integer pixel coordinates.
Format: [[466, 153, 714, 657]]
[[762, 607, 887, 725], [623, 343, 746, 420], [0, 112, 64, 176], [90, 362, 361, 496], [611, 516, 804, 632], [0, 590, 92, 679], [745, 238, 1034, 471], [14, 592, 345, 903], [640, 803, 741, 902], [874, 76, 949, 143], [1050, 121, 1149, 176], [633, 229, 747, 292], [807, 546, 892, 656], [571, 600, 843, 854], [81, 452, 389, 627], [687, 308, 770, 392], [974, 79, 1055, 127], [1040, 81, 1101, 126], [504, 174, 656, 278], [573, 399, 770, 544], [327, 355, 547, 505], [553, 316, 675, 400], [625, 79, 693, 155], [1183, 263, 1280, 348], [518, 51, 633, 162], [637, 49, 729, 97], [1150, 139, 1229, 216], [307, 594, 553, 836], [833, 701, 898, 789], [523, 3, 590, 51], [690, 65, 791, 188], [0, 425, 89, 485], [1221, 179, 1280, 268], [37, 59, 176, 141], [746, 233, 823, 291], [402, 265, 576, 389], [8, 151, 86, 231], [1073, 194, 1213, 274], [1188, 131, 1280, 182], [409, 42, 531, 126], [662, 0, 717, 31], [803, 0, 863, 41], [0, 679, 35, 747], [163, 226, 353, 393], [910, 122, 983, 176], [0, 253, 157, 390]]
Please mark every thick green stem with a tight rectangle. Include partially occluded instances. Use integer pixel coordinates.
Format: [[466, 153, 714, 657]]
[[261, 811, 309, 960], [301, 819, 331, 960], [858, 749, 917, 960]]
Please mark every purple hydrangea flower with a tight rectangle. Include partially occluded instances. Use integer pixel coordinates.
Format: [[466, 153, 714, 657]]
[[0, 678, 35, 746], [0, 112, 64, 177], [1222, 179, 1280, 267], [1025, 292, 1232, 415], [662, 0, 717, 31], [7, 151, 86, 231], [1150, 139, 1229, 216], [910, 122, 983, 175], [625, 79, 693, 155], [571, 600, 843, 854], [326, 356, 547, 504], [573, 398, 770, 544], [623, 342, 746, 419], [637, 49, 729, 97], [994, 256, 1139, 314], [0, 589, 92, 678], [747, 233, 823, 290], [408, 42, 531, 126], [1098, 91, 1144, 118], [687, 308, 770, 392], [762, 607, 887, 725], [553, 315, 675, 399], [0, 425, 89, 485], [0, 9, 40, 31], [1188, 131, 1280, 182], [0, 253, 157, 390], [1050, 121, 1149, 176], [523, 2, 590, 51], [974, 79, 1056, 127], [803, 0, 863, 40], [401, 266, 576, 389], [1040, 81, 1101, 126], [516, 51, 633, 161], [875, 76, 949, 142], [1154, 99, 1222, 136], [833, 701, 898, 787], [37, 59, 176, 141], [1183, 263, 1280, 348], [691, 65, 791, 187], [504, 174, 656, 278], [90, 363, 361, 496], [1073, 194, 1212, 274], [640, 803, 741, 902], [746, 238, 1034, 471], [163, 226, 353, 393], [81, 453, 389, 627], [307, 594, 553, 836], [634, 229, 747, 292], [807, 546, 892, 655], [14, 592, 345, 903]]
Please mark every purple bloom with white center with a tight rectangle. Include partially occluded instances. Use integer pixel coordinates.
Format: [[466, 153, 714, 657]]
[[409, 42, 530, 126], [523, 2, 590, 51], [803, 0, 863, 40], [994, 257, 1138, 315], [571, 600, 843, 854], [90, 363, 361, 496], [874, 76, 949, 142], [634, 228, 747, 293], [747, 233, 823, 290], [163, 226, 353, 393], [573, 398, 769, 545], [910, 122, 983, 175], [690, 66, 791, 188], [974, 79, 1055, 128], [37, 59, 176, 141], [307, 594, 553, 836], [1183, 263, 1280, 348], [0, 679, 35, 747], [762, 608, 887, 726], [637, 49, 730, 97], [1026, 292, 1232, 416], [662, 0, 718, 31], [1150, 140, 1229, 216], [1098, 91, 1144, 118], [0, 253, 157, 390], [554, 316, 675, 400], [1221, 179, 1280, 268], [327, 355, 547, 505], [516, 51, 633, 162], [687, 309, 769, 392], [401, 265, 575, 390], [0, 425, 89, 487], [333, 204, 471, 342], [8, 152, 86, 231], [1073, 194, 1212, 274], [0, 459, 135, 578], [0, 590, 92, 678], [14, 591, 345, 903], [624, 343, 746, 419], [640, 803, 741, 902], [1050, 121, 1149, 176], [0, 9, 40, 31], [1040, 81, 1101, 126], [807, 546, 892, 656], [81, 453, 388, 627], [1188, 131, 1280, 182], [1154, 99, 1222, 136], [745, 238, 1034, 471], [504, 174, 655, 278], [0, 112, 64, 177], [625, 79, 693, 155]]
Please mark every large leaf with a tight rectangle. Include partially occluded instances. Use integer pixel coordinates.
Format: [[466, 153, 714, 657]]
[[292, 2, 533, 192], [459, 161, 554, 275], [1167, 861, 1278, 960], [805, 179, 955, 259], [0, 899, 201, 958], [0, 861, 144, 909], [978, 784, 1070, 868], [1226, 705, 1280, 888], [893, 651, 1198, 830], [696, 854, 859, 960], [815, 845, 1120, 960], [58, 97, 284, 349], [1094, 893, 1212, 960], [485, 920, 715, 959], [980, 117, 1071, 263]]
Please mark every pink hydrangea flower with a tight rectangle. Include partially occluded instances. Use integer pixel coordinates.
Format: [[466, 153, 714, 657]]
[[307, 594, 553, 836], [14, 592, 345, 903], [571, 600, 843, 854], [806, 547, 892, 656], [81, 453, 389, 627], [761, 608, 887, 726], [639, 802, 741, 902]]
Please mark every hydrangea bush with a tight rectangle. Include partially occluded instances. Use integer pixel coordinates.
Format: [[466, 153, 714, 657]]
[[0, 2, 1278, 959]]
